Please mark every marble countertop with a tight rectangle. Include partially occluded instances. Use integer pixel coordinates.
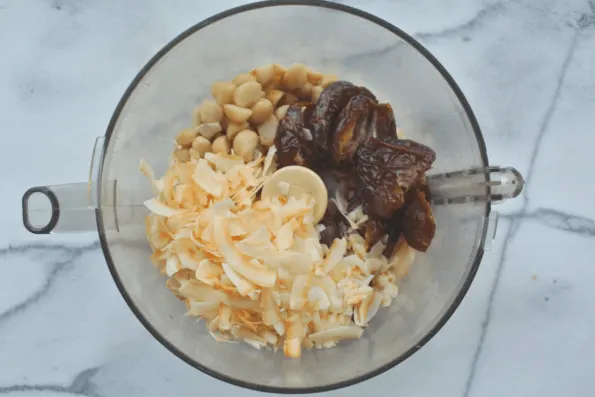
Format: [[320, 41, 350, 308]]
[[1, 0, 594, 396]]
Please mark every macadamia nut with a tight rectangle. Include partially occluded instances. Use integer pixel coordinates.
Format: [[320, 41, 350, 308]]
[[253, 64, 275, 85], [258, 115, 278, 147], [196, 122, 222, 140], [250, 98, 274, 125], [212, 135, 230, 154], [227, 120, 250, 141], [211, 82, 236, 106], [198, 100, 223, 123], [233, 130, 259, 162], [234, 81, 264, 108], [283, 63, 308, 90], [224, 104, 252, 123], [232, 73, 256, 85], [191, 136, 212, 158], [176, 128, 197, 147], [173, 148, 190, 162]]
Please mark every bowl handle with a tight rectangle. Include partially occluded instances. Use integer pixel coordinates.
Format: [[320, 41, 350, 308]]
[[427, 166, 524, 205], [22, 137, 106, 234]]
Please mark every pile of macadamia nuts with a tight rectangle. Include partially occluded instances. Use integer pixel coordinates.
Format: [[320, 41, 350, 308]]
[[173, 64, 339, 163]]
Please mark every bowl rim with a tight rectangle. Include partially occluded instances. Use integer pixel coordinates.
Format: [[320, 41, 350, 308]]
[[96, 0, 490, 393]]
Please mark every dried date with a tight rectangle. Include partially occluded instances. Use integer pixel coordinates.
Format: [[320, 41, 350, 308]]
[[332, 94, 376, 163], [355, 137, 435, 220], [402, 190, 435, 252]]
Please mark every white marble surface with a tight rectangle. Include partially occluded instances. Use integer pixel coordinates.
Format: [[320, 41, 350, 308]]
[[1, 0, 594, 395]]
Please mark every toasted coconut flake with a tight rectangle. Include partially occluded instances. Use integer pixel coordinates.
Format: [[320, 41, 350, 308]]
[[215, 153, 245, 173], [242, 225, 272, 244], [193, 159, 226, 198], [232, 326, 265, 344], [203, 152, 218, 164], [262, 289, 284, 333], [262, 330, 279, 346], [333, 194, 358, 229], [209, 331, 235, 343], [218, 306, 233, 331], [341, 254, 365, 270], [275, 221, 295, 251], [195, 259, 221, 286], [379, 280, 399, 299], [277, 180, 291, 196], [146, 215, 171, 250], [389, 238, 416, 279], [304, 237, 324, 262], [368, 239, 386, 259], [308, 286, 330, 311], [365, 292, 383, 324], [228, 219, 247, 237], [344, 284, 374, 305], [235, 239, 278, 261], [245, 338, 266, 350], [308, 325, 364, 343], [348, 234, 368, 258], [355, 274, 375, 287], [201, 221, 215, 244], [236, 310, 262, 333], [188, 300, 219, 316], [165, 276, 181, 295], [316, 276, 343, 312], [177, 250, 201, 270], [178, 280, 230, 305], [279, 196, 313, 220], [165, 255, 181, 277], [235, 225, 279, 260], [278, 252, 314, 274], [208, 315, 220, 332], [277, 292, 291, 308], [261, 145, 277, 177], [286, 314, 305, 340], [173, 268, 194, 282], [213, 217, 277, 287], [174, 227, 193, 240], [318, 238, 347, 275], [290, 275, 310, 310], [284, 337, 302, 358], [228, 296, 261, 311], [222, 262, 259, 297], [200, 198, 235, 227], [354, 291, 373, 326], [140, 159, 162, 194], [363, 258, 383, 274], [144, 198, 184, 218]]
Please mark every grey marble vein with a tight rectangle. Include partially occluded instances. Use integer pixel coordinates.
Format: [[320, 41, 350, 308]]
[[415, 1, 505, 41], [462, 28, 581, 397], [49, 0, 84, 15], [0, 242, 95, 257], [577, 0, 595, 28], [0, 241, 100, 327], [0, 367, 101, 397], [523, 31, 580, 208], [503, 208, 595, 237], [342, 42, 403, 65], [528, 208, 595, 237]]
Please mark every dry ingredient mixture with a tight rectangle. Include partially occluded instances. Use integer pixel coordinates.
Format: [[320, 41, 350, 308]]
[[142, 64, 436, 358]]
